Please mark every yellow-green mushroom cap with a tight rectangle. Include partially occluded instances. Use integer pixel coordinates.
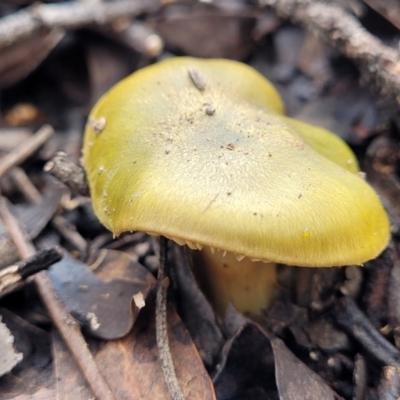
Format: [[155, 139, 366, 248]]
[[83, 57, 390, 267]]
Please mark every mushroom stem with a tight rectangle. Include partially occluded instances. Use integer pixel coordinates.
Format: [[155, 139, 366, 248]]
[[195, 246, 277, 317]]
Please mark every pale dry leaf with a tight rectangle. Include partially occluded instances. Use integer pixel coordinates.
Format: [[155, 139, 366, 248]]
[[0, 315, 23, 377]]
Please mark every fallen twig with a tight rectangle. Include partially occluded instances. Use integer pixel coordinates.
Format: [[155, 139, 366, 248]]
[[0, 196, 115, 400], [9, 167, 42, 205], [259, 0, 400, 107], [0, 246, 63, 298], [33, 271, 115, 400], [0, 0, 161, 51], [0, 197, 35, 258], [334, 296, 400, 366], [51, 215, 87, 253], [44, 151, 89, 196], [156, 237, 185, 400], [0, 125, 54, 179]]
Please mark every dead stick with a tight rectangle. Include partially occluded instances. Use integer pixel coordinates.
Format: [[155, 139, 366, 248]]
[[9, 167, 43, 205], [51, 215, 87, 252], [44, 152, 88, 196], [0, 197, 115, 400], [0, 197, 35, 258], [0, 125, 54, 179], [33, 271, 115, 400], [260, 0, 400, 106], [0, 246, 63, 298], [0, 0, 160, 51], [155, 237, 185, 400]]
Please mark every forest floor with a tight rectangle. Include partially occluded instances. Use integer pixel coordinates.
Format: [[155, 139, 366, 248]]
[[1, 1, 400, 399]]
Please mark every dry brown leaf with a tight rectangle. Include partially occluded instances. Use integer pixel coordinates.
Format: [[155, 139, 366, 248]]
[[49, 250, 156, 340], [51, 330, 93, 400], [271, 337, 336, 400], [95, 300, 216, 400]]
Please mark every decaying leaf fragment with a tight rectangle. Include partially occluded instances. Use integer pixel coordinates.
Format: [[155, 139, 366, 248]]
[[0, 315, 23, 377], [95, 300, 216, 400], [48, 250, 156, 340]]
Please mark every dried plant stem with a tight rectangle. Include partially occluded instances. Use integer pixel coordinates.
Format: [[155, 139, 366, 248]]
[[51, 215, 87, 252], [156, 237, 185, 400], [33, 271, 116, 400], [44, 151, 88, 196], [0, 247, 63, 298], [335, 296, 400, 366], [260, 0, 400, 106], [0, 197, 35, 258], [0, 125, 54, 179], [9, 167, 42, 205]]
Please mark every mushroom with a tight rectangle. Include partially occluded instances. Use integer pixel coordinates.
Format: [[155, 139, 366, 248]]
[[82, 57, 390, 316]]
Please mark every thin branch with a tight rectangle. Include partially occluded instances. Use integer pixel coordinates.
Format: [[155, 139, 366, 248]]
[[44, 151, 88, 196], [156, 237, 185, 400], [51, 215, 87, 253], [0, 197, 35, 258], [9, 167, 42, 205], [0, 29, 65, 90], [0, 246, 63, 298], [0, 125, 54, 179], [0, 195, 114, 399], [335, 296, 400, 366], [0, 0, 161, 51], [33, 271, 116, 400], [259, 0, 400, 107]]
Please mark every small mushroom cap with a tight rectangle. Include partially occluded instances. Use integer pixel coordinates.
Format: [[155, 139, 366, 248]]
[[83, 57, 389, 267]]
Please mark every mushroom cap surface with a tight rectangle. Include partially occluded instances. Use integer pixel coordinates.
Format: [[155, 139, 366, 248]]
[[83, 57, 390, 267]]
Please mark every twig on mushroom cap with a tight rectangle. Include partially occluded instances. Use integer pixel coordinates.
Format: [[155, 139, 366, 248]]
[[259, 0, 400, 108]]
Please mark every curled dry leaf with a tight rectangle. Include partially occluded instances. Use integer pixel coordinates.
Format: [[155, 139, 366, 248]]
[[48, 250, 156, 340]]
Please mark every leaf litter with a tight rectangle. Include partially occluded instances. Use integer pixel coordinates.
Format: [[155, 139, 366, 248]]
[[0, 1, 400, 399]]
